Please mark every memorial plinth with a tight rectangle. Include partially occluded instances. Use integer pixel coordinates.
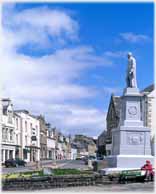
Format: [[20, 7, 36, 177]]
[[105, 88, 153, 168], [104, 53, 154, 169]]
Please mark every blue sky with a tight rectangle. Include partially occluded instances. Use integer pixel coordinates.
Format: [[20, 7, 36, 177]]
[[2, 2, 154, 137]]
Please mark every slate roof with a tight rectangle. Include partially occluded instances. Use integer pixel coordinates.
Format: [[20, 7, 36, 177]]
[[112, 96, 121, 116], [141, 84, 154, 93]]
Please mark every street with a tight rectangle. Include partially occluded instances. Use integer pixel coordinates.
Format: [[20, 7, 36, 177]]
[[2, 159, 87, 174], [2, 160, 155, 192], [38, 182, 155, 192]]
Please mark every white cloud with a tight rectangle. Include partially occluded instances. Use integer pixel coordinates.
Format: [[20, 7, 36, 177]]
[[104, 51, 128, 58], [1, 5, 110, 137], [13, 100, 106, 137], [2, 5, 79, 49], [119, 32, 150, 43], [102, 86, 122, 95], [4, 84, 97, 103]]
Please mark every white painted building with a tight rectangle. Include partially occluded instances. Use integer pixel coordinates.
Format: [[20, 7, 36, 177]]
[[14, 112, 22, 159], [47, 128, 56, 160], [1, 99, 16, 163], [71, 146, 77, 160], [15, 110, 40, 162]]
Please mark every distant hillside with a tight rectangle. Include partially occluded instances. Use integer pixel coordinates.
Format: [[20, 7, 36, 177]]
[[72, 134, 96, 149]]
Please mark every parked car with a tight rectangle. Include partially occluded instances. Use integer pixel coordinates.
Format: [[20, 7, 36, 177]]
[[15, 158, 27, 166], [5, 158, 26, 167], [97, 156, 105, 160], [76, 156, 86, 160]]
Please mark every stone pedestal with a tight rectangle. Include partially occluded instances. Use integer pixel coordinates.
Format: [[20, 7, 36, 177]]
[[105, 87, 154, 169]]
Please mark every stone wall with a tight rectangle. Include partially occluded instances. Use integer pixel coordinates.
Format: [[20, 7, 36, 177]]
[[2, 174, 102, 191]]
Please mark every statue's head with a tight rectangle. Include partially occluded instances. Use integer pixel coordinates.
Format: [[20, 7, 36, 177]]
[[127, 52, 132, 59]]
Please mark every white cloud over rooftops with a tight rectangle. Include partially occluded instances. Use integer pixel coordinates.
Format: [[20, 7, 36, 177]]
[[1, 4, 108, 137]]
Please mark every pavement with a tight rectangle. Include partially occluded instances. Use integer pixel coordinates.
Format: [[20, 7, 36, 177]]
[[37, 182, 155, 192]]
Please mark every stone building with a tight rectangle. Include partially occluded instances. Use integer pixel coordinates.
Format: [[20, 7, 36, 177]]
[[97, 130, 107, 156], [88, 143, 97, 156], [38, 115, 47, 160], [73, 135, 97, 157], [105, 94, 121, 155], [65, 136, 72, 160]]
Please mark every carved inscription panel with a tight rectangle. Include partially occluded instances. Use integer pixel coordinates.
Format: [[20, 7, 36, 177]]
[[128, 106, 137, 115], [127, 132, 144, 145]]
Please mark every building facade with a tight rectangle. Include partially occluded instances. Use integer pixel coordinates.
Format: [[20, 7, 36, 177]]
[[15, 110, 40, 162], [71, 145, 77, 160], [38, 115, 47, 160], [47, 125, 56, 160], [141, 84, 155, 155], [105, 95, 121, 155], [14, 112, 22, 159], [97, 130, 107, 156], [1, 98, 82, 163], [1, 99, 16, 163]]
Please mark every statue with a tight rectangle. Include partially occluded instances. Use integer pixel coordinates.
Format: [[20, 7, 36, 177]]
[[126, 52, 137, 88]]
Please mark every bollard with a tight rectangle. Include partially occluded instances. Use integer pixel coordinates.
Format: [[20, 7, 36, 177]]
[[88, 160, 93, 170], [36, 161, 40, 170]]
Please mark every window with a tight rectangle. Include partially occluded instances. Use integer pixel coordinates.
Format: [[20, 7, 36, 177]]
[[36, 125, 38, 136], [10, 129, 13, 141], [5, 128, 8, 140], [25, 136, 27, 145], [25, 121, 27, 132], [16, 118, 18, 129], [30, 123, 32, 130], [2, 128, 5, 140], [5, 150, 8, 161], [8, 110, 13, 124], [23, 149, 27, 159], [9, 150, 13, 159], [1, 149, 4, 161], [16, 134, 18, 144]]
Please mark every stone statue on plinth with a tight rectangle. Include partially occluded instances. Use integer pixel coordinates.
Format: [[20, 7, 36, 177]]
[[103, 53, 153, 170], [126, 52, 137, 88]]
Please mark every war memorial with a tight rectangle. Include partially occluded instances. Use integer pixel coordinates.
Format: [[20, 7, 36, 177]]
[[104, 53, 154, 170]]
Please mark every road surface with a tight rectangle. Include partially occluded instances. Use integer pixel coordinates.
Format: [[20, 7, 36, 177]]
[[2, 159, 87, 174]]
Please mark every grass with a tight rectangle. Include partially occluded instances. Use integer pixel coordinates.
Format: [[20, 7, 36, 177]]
[[53, 168, 88, 175], [2, 169, 93, 179], [2, 170, 43, 179]]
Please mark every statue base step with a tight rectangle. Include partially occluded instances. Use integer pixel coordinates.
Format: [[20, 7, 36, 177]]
[[104, 155, 154, 168], [123, 87, 140, 96]]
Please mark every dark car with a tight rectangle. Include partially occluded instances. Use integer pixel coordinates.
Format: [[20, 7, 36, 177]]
[[97, 156, 105, 160], [5, 158, 26, 167], [15, 158, 26, 166]]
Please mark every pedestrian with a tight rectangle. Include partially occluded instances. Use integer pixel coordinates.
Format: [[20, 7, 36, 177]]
[[141, 160, 154, 181]]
